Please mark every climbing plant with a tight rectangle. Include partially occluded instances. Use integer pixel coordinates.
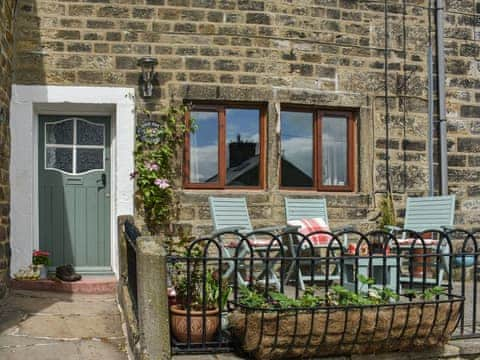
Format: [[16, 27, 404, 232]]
[[378, 191, 397, 229], [132, 104, 195, 236]]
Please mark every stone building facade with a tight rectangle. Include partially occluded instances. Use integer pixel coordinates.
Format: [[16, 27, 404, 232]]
[[0, 0, 15, 298], [8, 0, 480, 250]]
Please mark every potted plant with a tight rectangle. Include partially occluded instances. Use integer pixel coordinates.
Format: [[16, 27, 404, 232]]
[[170, 268, 231, 343], [32, 250, 50, 279]]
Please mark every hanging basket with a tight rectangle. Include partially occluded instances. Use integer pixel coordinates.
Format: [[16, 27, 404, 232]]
[[229, 296, 463, 359]]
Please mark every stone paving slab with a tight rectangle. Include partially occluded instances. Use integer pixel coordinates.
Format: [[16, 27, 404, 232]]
[[3, 290, 118, 315], [1, 339, 126, 360], [0, 290, 127, 360]]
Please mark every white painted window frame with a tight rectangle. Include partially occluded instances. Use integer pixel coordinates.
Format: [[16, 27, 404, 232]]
[[44, 117, 106, 175], [10, 85, 136, 278]]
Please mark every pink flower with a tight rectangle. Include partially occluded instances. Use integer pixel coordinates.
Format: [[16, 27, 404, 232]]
[[145, 161, 159, 171], [154, 178, 170, 189]]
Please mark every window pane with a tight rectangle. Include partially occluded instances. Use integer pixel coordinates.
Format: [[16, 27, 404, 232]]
[[280, 111, 314, 187], [322, 116, 348, 186], [46, 120, 74, 145], [46, 147, 73, 173], [226, 109, 260, 186], [77, 148, 104, 173], [189, 111, 218, 183], [77, 120, 104, 146]]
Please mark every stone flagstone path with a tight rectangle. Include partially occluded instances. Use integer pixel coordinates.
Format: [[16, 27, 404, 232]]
[[0, 290, 127, 360]]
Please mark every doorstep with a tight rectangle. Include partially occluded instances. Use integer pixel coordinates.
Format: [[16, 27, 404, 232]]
[[9, 277, 117, 294]]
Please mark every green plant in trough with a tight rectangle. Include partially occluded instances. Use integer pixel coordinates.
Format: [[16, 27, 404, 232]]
[[237, 279, 446, 310]]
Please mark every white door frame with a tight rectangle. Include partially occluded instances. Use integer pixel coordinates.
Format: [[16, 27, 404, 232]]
[[10, 85, 136, 278]]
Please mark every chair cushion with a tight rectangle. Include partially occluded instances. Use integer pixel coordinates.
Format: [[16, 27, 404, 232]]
[[287, 218, 332, 246], [224, 238, 277, 248], [397, 238, 438, 247]]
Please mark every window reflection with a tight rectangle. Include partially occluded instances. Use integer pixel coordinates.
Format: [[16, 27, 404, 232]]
[[226, 109, 260, 186], [46, 120, 74, 145], [280, 112, 314, 187], [189, 111, 219, 183], [322, 116, 347, 186], [46, 148, 73, 173]]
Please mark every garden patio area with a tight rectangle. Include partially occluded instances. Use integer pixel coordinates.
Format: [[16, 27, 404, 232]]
[[118, 211, 480, 359]]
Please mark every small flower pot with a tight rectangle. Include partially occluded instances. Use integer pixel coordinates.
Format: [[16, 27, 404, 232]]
[[33, 265, 48, 280], [170, 305, 220, 343]]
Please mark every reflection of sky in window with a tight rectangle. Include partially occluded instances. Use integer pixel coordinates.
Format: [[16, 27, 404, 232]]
[[190, 111, 218, 182], [226, 109, 260, 144], [322, 116, 347, 185], [281, 111, 313, 177], [226, 109, 260, 168]]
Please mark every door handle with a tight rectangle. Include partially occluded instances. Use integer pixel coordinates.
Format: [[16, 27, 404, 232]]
[[102, 173, 107, 187]]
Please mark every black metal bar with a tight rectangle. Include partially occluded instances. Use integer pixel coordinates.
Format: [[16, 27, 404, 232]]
[[124, 221, 139, 318]]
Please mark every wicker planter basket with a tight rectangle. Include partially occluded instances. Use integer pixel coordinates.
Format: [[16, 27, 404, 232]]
[[229, 296, 463, 359]]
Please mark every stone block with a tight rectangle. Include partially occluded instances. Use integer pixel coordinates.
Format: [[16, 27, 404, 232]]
[[402, 139, 426, 151], [56, 30, 81, 40], [97, 6, 130, 18], [115, 56, 137, 70], [246, 13, 271, 25], [186, 57, 210, 70], [133, 8, 155, 19], [190, 73, 216, 83], [86, 20, 115, 29], [106, 32, 122, 41], [238, 0, 265, 11], [69, 5, 95, 17], [458, 137, 480, 152], [182, 10, 205, 21], [461, 105, 480, 118], [376, 138, 399, 149], [214, 59, 240, 71], [174, 23, 197, 33], [290, 63, 314, 76]]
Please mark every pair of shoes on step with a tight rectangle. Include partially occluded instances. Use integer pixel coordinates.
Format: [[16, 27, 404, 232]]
[[56, 264, 82, 282]]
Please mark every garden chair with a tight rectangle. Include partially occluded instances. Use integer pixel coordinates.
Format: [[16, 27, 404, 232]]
[[284, 197, 354, 290], [386, 195, 456, 286], [209, 196, 286, 289]]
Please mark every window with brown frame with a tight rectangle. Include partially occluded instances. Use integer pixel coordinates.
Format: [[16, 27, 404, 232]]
[[280, 108, 355, 191], [184, 104, 266, 189]]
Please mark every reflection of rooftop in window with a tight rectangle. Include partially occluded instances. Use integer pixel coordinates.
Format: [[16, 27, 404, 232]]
[[207, 155, 259, 185]]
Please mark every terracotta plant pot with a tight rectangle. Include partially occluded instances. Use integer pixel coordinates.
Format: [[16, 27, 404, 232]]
[[170, 305, 220, 343]]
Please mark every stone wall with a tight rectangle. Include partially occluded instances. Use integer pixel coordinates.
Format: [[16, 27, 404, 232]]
[[443, 0, 480, 227], [12, 0, 480, 235], [0, 0, 15, 298]]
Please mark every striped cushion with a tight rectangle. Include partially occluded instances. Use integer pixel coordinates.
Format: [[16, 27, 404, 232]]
[[397, 238, 438, 247], [225, 238, 275, 248], [287, 218, 332, 246]]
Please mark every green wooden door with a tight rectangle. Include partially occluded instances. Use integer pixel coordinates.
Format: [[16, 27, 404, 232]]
[[38, 115, 111, 275]]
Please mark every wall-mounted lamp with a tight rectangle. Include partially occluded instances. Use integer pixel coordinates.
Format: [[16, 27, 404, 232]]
[[138, 57, 158, 98]]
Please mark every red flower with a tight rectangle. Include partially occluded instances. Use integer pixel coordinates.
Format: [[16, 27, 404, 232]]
[[33, 250, 50, 257]]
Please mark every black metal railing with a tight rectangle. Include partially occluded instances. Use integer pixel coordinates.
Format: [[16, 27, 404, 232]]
[[124, 219, 140, 315], [167, 228, 479, 356]]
